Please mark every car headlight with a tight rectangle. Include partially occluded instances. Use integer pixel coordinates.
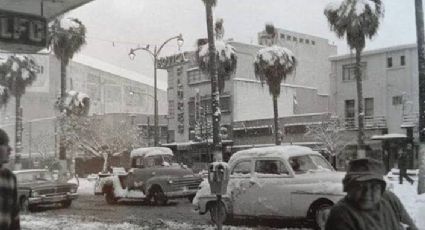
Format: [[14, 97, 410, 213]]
[[70, 187, 77, 193], [31, 191, 39, 197], [168, 180, 173, 184]]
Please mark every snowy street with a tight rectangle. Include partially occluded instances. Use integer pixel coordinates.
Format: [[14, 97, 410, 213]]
[[18, 178, 425, 230]]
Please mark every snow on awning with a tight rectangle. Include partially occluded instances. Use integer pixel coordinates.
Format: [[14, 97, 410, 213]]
[[233, 125, 271, 131], [371, 133, 407, 140], [283, 121, 323, 127]]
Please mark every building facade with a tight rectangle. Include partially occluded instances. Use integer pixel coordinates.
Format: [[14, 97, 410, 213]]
[[329, 44, 419, 170], [0, 53, 168, 166]]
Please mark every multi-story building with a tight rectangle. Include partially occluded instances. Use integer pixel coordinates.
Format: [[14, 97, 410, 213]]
[[0, 53, 168, 167], [161, 28, 337, 165], [329, 44, 419, 170]]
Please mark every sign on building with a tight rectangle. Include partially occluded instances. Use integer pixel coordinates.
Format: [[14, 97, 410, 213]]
[[0, 10, 47, 53]]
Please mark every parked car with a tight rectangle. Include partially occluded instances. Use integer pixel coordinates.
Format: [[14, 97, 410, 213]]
[[14, 169, 78, 212], [193, 145, 346, 230], [99, 147, 203, 205]]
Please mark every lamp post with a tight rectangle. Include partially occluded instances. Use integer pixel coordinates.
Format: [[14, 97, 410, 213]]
[[129, 34, 184, 147]]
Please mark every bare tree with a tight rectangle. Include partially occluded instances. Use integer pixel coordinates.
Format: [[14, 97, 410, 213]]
[[305, 118, 349, 168]]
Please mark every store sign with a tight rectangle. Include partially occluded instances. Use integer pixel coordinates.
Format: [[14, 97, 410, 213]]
[[157, 52, 188, 69], [0, 10, 47, 52]]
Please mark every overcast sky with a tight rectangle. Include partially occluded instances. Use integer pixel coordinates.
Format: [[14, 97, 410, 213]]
[[68, 0, 418, 84]]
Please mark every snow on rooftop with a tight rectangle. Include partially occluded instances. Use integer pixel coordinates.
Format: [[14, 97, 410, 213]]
[[72, 55, 167, 91], [130, 147, 173, 158], [371, 133, 407, 140], [229, 145, 316, 165]]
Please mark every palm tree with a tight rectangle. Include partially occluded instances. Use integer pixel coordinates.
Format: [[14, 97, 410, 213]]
[[0, 62, 10, 108], [0, 55, 37, 163], [200, 0, 222, 161], [324, 0, 384, 157], [49, 17, 86, 162], [415, 0, 425, 194], [254, 46, 296, 145]]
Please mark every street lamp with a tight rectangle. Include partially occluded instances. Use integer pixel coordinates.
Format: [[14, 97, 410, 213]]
[[129, 34, 183, 146]]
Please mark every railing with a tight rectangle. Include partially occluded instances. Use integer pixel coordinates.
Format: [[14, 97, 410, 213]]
[[401, 113, 418, 128], [344, 116, 387, 130]]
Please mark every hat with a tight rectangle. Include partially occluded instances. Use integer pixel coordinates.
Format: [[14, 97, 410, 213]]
[[343, 158, 386, 192], [0, 129, 9, 145]]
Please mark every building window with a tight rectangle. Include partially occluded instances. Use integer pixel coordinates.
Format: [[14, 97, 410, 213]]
[[342, 63, 367, 81], [221, 96, 231, 112], [305, 39, 310, 44], [365, 98, 374, 117], [392, 96, 403, 105], [280, 33, 285, 39], [287, 35, 291, 40], [345, 100, 355, 118], [400, 56, 406, 66], [387, 57, 393, 68], [187, 68, 209, 85], [168, 100, 175, 118], [293, 37, 297, 42], [311, 40, 315, 45], [299, 38, 304, 43]]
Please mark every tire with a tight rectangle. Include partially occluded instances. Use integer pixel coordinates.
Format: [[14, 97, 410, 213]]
[[188, 195, 195, 203], [19, 197, 30, 213], [150, 187, 168, 206], [312, 203, 332, 230], [209, 201, 228, 225], [62, 200, 72, 208], [104, 190, 118, 205]]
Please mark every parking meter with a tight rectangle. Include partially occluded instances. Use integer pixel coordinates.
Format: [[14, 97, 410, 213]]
[[208, 162, 230, 195]]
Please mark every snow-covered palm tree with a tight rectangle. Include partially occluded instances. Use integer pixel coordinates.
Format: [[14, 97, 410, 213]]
[[0, 55, 37, 156], [254, 46, 296, 145], [61, 90, 90, 116], [49, 17, 86, 163], [324, 0, 384, 156], [196, 19, 237, 93]]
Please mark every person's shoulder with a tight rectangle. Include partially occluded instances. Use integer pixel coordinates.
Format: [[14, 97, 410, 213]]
[[382, 190, 400, 202], [329, 198, 353, 216]]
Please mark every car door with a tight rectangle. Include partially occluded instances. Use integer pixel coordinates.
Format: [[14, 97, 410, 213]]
[[252, 158, 294, 217], [228, 159, 256, 217], [131, 156, 161, 188]]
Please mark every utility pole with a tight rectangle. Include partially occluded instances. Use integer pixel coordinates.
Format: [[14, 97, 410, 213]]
[[415, 0, 425, 194]]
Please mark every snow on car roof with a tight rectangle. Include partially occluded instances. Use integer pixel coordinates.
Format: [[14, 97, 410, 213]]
[[130, 147, 173, 158], [229, 145, 318, 165], [13, 169, 48, 174]]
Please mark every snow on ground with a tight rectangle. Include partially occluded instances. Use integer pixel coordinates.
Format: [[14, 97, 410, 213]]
[[21, 214, 307, 230], [68, 177, 95, 195], [391, 180, 425, 229]]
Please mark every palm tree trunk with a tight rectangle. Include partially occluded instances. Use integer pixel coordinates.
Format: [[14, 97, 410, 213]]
[[355, 48, 366, 158], [415, 0, 425, 194], [204, 1, 222, 161], [273, 95, 281, 145], [59, 59, 67, 161], [15, 93, 22, 168]]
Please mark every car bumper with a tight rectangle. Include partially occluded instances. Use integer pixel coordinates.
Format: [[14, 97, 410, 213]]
[[164, 188, 198, 198], [28, 193, 78, 205]]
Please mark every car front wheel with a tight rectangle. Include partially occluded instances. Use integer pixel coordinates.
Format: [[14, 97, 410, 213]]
[[62, 200, 72, 208], [150, 188, 168, 206], [313, 203, 332, 230], [19, 197, 30, 213]]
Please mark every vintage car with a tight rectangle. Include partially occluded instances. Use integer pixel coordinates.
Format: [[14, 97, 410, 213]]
[[99, 147, 203, 205], [94, 167, 127, 195], [386, 168, 419, 182], [14, 169, 78, 212], [193, 145, 347, 230]]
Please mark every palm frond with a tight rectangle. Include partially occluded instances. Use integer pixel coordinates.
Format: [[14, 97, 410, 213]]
[[254, 46, 297, 97], [0, 55, 38, 97], [265, 23, 276, 36], [201, 0, 216, 7]]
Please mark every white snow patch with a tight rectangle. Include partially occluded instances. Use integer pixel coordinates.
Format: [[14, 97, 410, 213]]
[[255, 45, 296, 69], [0, 85, 6, 95], [198, 40, 236, 62], [68, 178, 95, 195], [59, 18, 81, 30], [130, 147, 173, 158]]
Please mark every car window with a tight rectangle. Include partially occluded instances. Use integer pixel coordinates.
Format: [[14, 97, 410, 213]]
[[143, 155, 163, 167], [16, 171, 53, 183], [310, 155, 333, 171], [231, 161, 251, 175], [255, 160, 288, 175], [289, 155, 316, 174]]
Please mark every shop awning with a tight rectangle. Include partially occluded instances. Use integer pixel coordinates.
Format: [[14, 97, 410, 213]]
[[0, 0, 94, 21], [371, 133, 407, 140]]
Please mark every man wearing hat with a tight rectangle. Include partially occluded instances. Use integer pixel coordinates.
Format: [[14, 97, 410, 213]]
[[0, 128, 20, 230], [325, 158, 417, 230]]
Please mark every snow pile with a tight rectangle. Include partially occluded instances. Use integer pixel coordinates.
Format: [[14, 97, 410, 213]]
[[60, 18, 82, 30], [254, 46, 295, 68], [130, 147, 173, 158]]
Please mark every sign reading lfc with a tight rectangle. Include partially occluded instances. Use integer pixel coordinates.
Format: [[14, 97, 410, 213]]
[[0, 10, 47, 53], [157, 52, 189, 69]]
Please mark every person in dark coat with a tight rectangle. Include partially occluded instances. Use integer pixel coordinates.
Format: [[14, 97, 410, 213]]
[[398, 148, 414, 185], [0, 129, 20, 230], [325, 158, 417, 230]]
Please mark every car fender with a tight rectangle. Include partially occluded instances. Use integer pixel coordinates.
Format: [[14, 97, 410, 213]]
[[145, 176, 171, 195], [290, 189, 344, 217]]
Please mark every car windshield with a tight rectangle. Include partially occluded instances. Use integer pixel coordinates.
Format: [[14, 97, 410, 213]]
[[288, 154, 333, 174], [16, 171, 55, 183], [133, 154, 177, 168]]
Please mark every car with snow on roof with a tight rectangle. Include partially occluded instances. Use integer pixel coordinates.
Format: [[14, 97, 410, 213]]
[[99, 147, 203, 205], [14, 169, 78, 212], [193, 145, 346, 230]]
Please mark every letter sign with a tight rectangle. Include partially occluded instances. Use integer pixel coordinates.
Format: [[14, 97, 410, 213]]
[[0, 10, 47, 52]]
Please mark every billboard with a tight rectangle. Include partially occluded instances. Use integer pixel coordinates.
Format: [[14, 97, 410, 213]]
[[0, 9, 47, 53]]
